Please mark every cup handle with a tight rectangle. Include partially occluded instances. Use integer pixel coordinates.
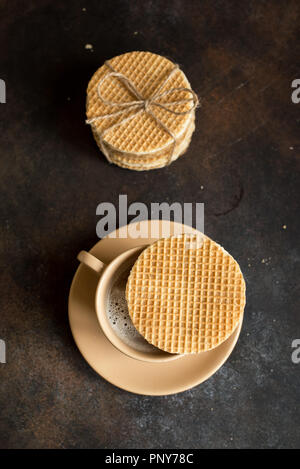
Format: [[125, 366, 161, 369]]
[[77, 250, 106, 275]]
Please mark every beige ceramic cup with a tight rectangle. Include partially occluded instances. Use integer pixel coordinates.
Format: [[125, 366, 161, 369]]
[[77, 246, 180, 363]]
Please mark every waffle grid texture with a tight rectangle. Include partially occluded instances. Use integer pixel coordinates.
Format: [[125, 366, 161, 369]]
[[126, 234, 246, 353], [86, 51, 197, 170], [92, 115, 195, 170]]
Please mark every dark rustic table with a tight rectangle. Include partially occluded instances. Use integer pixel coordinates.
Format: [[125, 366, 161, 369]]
[[0, 0, 299, 449]]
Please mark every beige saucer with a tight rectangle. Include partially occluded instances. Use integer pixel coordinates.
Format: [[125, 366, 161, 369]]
[[68, 220, 243, 395]]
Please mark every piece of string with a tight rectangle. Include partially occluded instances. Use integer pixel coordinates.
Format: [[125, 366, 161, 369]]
[[86, 60, 199, 165]]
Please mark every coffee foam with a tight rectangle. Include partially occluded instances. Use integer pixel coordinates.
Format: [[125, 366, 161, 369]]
[[106, 264, 159, 354]]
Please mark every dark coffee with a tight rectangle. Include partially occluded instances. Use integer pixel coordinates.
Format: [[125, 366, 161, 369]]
[[106, 265, 158, 353]]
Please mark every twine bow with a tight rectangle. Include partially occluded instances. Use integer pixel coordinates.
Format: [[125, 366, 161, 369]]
[[86, 60, 199, 165]]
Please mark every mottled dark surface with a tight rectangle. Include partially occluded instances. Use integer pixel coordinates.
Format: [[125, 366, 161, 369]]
[[0, 0, 300, 449]]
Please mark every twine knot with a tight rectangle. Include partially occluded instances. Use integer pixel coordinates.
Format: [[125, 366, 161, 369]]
[[86, 60, 199, 166], [143, 99, 150, 112]]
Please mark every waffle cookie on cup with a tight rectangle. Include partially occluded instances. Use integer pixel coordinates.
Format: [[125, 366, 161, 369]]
[[86, 51, 198, 171], [126, 234, 246, 354]]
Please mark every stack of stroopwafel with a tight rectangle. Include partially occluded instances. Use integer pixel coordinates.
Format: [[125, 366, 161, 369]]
[[86, 51, 198, 171]]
